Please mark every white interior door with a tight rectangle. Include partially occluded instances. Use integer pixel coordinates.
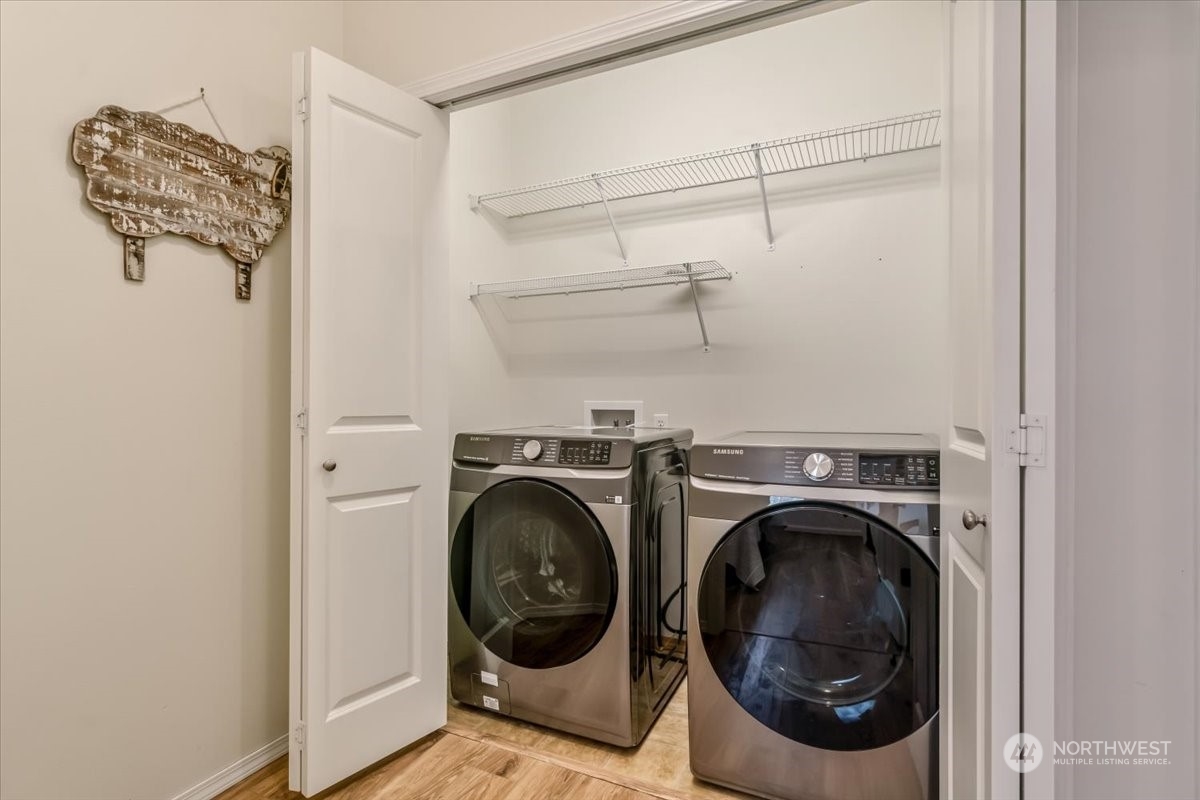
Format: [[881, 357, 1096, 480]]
[[289, 47, 449, 797], [941, 1, 1023, 798]]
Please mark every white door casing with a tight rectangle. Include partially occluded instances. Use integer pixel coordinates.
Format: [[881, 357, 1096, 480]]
[[940, 1, 1022, 799], [289, 47, 450, 796], [1021, 2, 1060, 797]]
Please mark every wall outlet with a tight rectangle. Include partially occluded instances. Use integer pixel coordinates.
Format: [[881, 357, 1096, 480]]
[[653, 413, 669, 428]]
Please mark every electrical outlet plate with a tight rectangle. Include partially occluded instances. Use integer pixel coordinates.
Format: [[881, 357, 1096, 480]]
[[584, 400, 643, 429], [653, 413, 669, 428]]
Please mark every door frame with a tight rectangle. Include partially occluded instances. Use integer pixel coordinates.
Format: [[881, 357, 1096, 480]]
[[1023, 2, 1064, 798], [290, 2, 1060, 794], [288, 50, 307, 793]]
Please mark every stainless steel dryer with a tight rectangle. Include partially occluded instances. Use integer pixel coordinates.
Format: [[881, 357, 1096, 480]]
[[449, 425, 691, 746], [687, 432, 940, 800]]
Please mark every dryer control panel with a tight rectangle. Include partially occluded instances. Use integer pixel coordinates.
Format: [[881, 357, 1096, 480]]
[[691, 437, 939, 490]]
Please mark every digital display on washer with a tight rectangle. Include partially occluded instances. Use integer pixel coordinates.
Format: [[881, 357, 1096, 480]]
[[558, 439, 612, 465], [859, 453, 939, 487]]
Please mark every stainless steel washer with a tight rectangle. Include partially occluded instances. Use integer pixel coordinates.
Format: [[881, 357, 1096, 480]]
[[687, 432, 940, 800], [449, 426, 691, 746]]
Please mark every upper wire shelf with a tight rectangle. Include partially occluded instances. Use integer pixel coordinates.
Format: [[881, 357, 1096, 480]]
[[470, 260, 731, 299], [471, 110, 941, 219]]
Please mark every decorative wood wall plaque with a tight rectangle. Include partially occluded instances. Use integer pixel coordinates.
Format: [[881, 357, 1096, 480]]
[[71, 105, 291, 300]]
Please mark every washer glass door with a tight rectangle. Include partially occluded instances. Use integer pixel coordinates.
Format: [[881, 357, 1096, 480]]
[[451, 478, 618, 670], [696, 501, 938, 751]]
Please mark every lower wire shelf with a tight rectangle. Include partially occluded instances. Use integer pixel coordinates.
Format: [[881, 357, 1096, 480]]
[[469, 261, 731, 298], [469, 261, 732, 351]]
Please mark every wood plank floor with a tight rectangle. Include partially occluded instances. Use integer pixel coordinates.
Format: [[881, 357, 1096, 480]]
[[217, 679, 752, 800]]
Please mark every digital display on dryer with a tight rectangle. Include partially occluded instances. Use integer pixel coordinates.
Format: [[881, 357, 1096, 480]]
[[558, 440, 612, 465], [859, 454, 940, 486]]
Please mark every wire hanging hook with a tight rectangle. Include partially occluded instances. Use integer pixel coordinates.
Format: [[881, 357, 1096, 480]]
[[153, 87, 230, 143]]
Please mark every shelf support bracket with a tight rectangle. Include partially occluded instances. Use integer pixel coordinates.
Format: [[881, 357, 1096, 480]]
[[684, 263, 712, 353], [752, 145, 776, 251], [594, 177, 629, 265]]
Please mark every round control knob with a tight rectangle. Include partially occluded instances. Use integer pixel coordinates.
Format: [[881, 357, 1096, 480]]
[[803, 452, 834, 481], [522, 440, 543, 461]]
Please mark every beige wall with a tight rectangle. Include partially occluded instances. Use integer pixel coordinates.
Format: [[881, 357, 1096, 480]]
[[342, 0, 671, 89], [0, 2, 341, 799], [0, 2, 686, 797]]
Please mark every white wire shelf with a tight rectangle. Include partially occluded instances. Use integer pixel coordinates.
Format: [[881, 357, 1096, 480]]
[[470, 261, 731, 299], [471, 110, 941, 219], [470, 261, 732, 351]]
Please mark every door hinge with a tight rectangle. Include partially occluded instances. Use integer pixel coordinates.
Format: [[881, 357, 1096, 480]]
[[1006, 413, 1047, 467], [295, 408, 308, 435], [293, 722, 305, 750], [297, 96, 309, 121]]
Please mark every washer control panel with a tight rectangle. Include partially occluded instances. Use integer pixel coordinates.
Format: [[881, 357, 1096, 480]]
[[558, 439, 613, 466], [509, 437, 558, 464], [692, 443, 939, 490], [453, 433, 632, 469], [859, 453, 939, 487]]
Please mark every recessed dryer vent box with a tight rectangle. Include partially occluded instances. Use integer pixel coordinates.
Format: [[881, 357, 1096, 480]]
[[584, 401, 643, 429]]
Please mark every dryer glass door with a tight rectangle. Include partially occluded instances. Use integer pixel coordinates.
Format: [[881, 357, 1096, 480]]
[[451, 478, 618, 670], [697, 501, 938, 751]]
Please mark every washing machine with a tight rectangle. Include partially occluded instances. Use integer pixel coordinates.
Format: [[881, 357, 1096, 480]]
[[687, 432, 940, 800], [449, 425, 691, 746]]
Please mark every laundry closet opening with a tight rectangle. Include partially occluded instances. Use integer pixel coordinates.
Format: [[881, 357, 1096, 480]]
[[283, 1, 963, 797], [447, 0, 947, 443]]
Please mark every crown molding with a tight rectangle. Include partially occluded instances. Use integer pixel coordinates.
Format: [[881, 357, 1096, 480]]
[[402, 1, 842, 107]]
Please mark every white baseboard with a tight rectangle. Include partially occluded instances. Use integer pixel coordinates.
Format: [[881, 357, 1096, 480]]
[[170, 734, 288, 800]]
